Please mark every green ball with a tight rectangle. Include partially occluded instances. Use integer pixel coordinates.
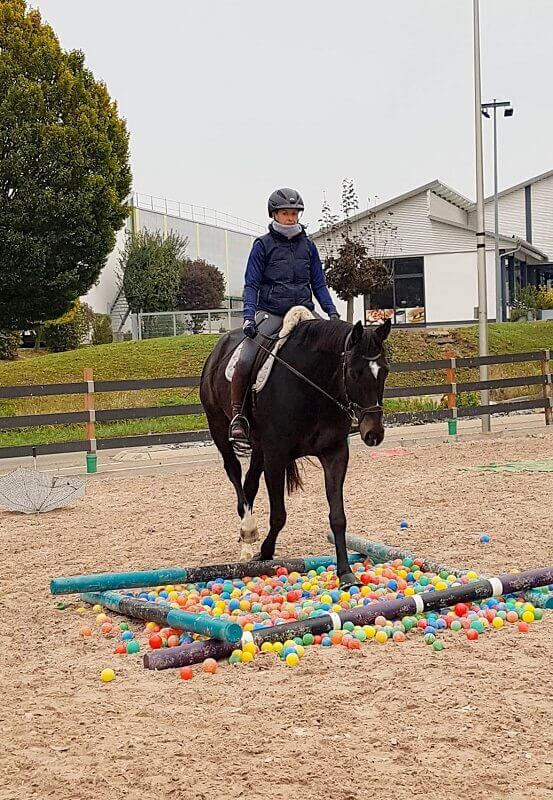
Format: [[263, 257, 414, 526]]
[[294, 637, 303, 646], [470, 619, 484, 633], [403, 618, 414, 631], [402, 557, 414, 568], [343, 621, 355, 632], [119, 622, 129, 631], [534, 608, 544, 621], [424, 633, 436, 644], [302, 633, 314, 646], [432, 640, 445, 652], [228, 653, 241, 665], [126, 640, 140, 654], [439, 570, 449, 580], [419, 576, 429, 586], [354, 630, 367, 642], [451, 620, 462, 632]]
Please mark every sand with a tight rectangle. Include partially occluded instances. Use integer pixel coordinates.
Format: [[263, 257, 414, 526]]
[[1, 433, 553, 800]]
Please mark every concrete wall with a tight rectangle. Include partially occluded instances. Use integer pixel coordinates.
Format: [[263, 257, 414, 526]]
[[424, 249, 497, 323], [84, 227, 128, 315]]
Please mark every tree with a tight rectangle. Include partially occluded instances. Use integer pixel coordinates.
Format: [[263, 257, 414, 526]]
[[121, 231, 187, 313], [318, 179, 397, 322], [178, 259, 225, 310], [0, 0, 132, 330]]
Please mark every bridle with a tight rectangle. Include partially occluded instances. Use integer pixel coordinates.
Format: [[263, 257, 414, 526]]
[[256, 329, 384, 424]]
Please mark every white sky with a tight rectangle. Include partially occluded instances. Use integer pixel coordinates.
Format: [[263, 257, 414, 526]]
[[31, 0, 553, 230]]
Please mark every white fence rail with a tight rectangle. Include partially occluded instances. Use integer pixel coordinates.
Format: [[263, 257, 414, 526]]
[[134, 310, 243, 340]]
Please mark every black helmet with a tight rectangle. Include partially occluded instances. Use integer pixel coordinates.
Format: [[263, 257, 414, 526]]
[[268, 188, 304, 217]]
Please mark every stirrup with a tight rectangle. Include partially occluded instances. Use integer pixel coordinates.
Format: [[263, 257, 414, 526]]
[[228, 415, 252, 457]]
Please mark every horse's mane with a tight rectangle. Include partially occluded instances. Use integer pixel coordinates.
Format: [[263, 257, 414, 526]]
[[289, 319, 382, 358]]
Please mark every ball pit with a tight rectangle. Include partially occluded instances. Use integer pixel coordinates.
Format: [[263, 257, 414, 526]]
[[71, 551, 550, 679]]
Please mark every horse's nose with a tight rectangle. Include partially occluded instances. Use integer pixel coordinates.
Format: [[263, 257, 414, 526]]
[[363, 428, 384, 447]]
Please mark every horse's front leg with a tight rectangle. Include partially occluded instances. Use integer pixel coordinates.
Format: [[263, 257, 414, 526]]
[[319, 444, 356, 587], [256, 459, 286, 561]]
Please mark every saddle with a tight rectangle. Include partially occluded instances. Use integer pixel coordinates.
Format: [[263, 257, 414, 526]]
[[225, 306, 315, 394]]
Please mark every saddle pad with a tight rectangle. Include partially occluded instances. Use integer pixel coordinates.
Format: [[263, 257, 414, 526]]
[[225, 306, 314, 394]]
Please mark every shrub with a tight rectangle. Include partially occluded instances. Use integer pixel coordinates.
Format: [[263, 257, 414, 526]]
[[43, 300, 91, 352], [92, 314, 114, 345], [178, 259, 225, 311], [0, 330, 20, 360]]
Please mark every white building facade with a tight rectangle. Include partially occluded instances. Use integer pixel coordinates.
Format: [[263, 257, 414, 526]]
[[311, 174, 553, 326]]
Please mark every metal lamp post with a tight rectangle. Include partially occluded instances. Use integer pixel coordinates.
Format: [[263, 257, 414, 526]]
[[481, 100, 514, 323], [473, 0, 490, 433]]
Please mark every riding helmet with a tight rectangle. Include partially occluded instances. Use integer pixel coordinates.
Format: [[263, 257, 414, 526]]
[[268, 188, 305, 217]]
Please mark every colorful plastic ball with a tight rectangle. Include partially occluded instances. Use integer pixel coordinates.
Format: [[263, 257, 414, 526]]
[[424, 633, 436, 645], [260, 642, 273, 653], [375, 630, 388, 644], [114, 644, 126, 654], [202, 658, 218, 673], [400, 521, 409, 528], [285, 652, 300, 667], [392, 631, 406, 643], [76, 607, 86, 615], [180, 667, 194, 680], [100, 668, 115, 682], [80, 626, 92, 637], [121, 630, 134, 641], [534, 608, 544, 621], [126, 640, 140, 654], [240, 651, 254, 664], [451, 620, 462, 632], [518, 621, 529, 633], [302, 633, 314, 646], [480, 534, 490, 543], [506, 611, 519, 623], [119, 622, 129, 631], [100, 622, 113, 635], [321, 636, 332, 647], [92, 604, 102, 613], [521, 610, 535, 624], [149, 634, 163, 650], [242, 641, 257, 656], [492, 617, 504, 629], [466, 629, 479, 641], [432, 640, 445, 652]]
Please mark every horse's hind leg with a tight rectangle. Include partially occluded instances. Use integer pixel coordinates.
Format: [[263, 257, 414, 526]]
[[257, 460, 286, 561], [209, 412, 260, 560], [319, 444, 356, 588]]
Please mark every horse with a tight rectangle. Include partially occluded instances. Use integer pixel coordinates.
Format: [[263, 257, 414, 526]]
[[199, 310, 391, 587]]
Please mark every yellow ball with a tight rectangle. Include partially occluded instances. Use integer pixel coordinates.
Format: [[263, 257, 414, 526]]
[[375, 630, 388, 644], [240, 600, 251, 612], [92, 604, 102, 613], [76, 607, 86, 615], [284, 640, 296, 650], [240, 651, 254, 663], [261, 642, 273, 653], [212, 607, 223, 617], [168, 591, 179, 601], [243, 641, 257, 656], [404, 587, 415, 596], [100, 668, 115, 683], [435, 581, 448, 592], [466, 571, 478, 581], [296, 645, 305, 658], [96, 613, 107, 623], [285, 652, 300, 667], [320, 594, 333, 605], [492, 617, 504, 629], [165, 585, 175, 592], [272, 641, 284, 653], [243, 622, 254, 632], [522, 610, 535, 624], [145, 621, 157, 631], [364, 626, 376, 639], [374, 567, 383, 576]]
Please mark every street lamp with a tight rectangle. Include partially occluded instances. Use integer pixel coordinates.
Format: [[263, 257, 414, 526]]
[[481, 99, 514, 323]]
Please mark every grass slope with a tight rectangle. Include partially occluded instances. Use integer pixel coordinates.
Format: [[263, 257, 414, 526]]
[[1, 322, 551, 447]]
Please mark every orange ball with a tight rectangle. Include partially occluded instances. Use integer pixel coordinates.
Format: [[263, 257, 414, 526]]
[[330, 631, 343, 645], [167, 635, 180, 648], [180, 667, 193, 680], [202, 658, 217, 674], [80, 626, 92, 637], [100, 622, 113, 635]]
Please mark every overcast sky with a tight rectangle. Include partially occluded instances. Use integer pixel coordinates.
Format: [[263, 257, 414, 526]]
[[31, 0, 553, 230]]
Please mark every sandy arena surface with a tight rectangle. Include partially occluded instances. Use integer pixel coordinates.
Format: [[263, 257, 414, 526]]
[[1, 433, 553, 800]]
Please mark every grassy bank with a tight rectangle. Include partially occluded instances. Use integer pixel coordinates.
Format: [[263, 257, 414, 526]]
[[1, 321, 551, 447]]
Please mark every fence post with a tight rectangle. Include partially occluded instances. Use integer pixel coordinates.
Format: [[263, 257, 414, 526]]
[[173, 313, 177, 337], [84, 368, 97, 474], [208, 311, 212, 333], [445, 350, 458, 436], [542, 349, 552, 426]]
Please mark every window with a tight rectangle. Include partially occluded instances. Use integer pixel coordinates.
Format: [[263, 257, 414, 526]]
[[365, 257, 425, 325]]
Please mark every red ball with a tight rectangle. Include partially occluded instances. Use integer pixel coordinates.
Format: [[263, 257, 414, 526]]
[[518, 621, 529, 633], [466, 629, 479, 641], [180, 667, 193, 680], [455, 603, 468, 617], [360, 573, 371, 585], [114, 644, 127, 654], [276, 567, 288, 577], [149, 634, 163, 650]]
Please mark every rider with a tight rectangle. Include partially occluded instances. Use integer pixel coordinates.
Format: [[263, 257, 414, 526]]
[[229, 187, 340, 443]]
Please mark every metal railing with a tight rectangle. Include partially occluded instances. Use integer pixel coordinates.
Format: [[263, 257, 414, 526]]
[[131, 192, 264, 237], [136, 310, 243, 339]]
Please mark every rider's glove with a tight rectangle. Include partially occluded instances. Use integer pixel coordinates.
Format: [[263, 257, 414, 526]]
[[242, 319, 258, 339], [329, 313, 340, 320]]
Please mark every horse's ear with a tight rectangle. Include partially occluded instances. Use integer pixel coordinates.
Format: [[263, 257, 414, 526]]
[[351, 321, 364, 346], [374, 318, 392, 341]]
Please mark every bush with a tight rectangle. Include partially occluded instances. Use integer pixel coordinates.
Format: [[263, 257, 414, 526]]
[[121, 231, 187, 313], [178, 258, 225, 311], [536, 286, 553, 310], [0, 330, 20, 360], [43, 300, 92, 352], [92, 314, 114, 345]]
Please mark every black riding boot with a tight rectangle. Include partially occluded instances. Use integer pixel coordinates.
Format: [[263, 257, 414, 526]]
[[229, 366, 250, 442]]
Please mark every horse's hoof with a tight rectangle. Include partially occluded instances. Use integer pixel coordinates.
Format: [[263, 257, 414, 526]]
[[339, 572, 361, 590]]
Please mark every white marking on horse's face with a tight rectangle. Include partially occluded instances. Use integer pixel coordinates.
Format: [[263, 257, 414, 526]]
[[369, 361, 380, 380]]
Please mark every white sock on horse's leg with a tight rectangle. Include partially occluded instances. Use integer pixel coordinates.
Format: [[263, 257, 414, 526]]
[[239, 505, 259, 561]]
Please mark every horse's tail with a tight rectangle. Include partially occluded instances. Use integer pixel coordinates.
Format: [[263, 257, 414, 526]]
[[286, 459, 304, 495]]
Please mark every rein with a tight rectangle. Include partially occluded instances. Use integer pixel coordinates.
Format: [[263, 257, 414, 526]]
[[257, 329, 383, 424]]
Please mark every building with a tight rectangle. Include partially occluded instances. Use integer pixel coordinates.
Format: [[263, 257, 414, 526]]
[[310, 172, 553, 326], [84, 193, 263, 333]]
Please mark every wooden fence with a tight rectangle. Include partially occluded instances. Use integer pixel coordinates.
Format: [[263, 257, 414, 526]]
[[0, 349, 551, 461]]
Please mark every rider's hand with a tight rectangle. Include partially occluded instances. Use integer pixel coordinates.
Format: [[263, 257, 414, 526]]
[[242, 319, 258, 339], [329, 313, 340, 320]]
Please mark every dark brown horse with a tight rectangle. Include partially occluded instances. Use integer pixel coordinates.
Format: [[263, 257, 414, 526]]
[[199, 313, 391, 587]]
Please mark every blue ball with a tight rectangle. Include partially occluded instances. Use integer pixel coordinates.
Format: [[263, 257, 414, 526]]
[[480, 534, 491, 543], [121, 630, 134, 641], [158, 590, 169, 599], [387, 579, 398, 591], [321, 636, 332, 647], [228, 599, 240, 611], [400, 521, 409, 528]]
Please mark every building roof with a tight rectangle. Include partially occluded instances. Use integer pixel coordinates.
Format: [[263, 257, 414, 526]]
[[484, 168, 553, 203]]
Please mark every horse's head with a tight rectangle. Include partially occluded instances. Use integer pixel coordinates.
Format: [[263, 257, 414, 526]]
[[344, 319, 391, 447]]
